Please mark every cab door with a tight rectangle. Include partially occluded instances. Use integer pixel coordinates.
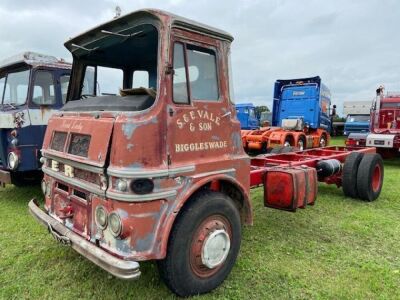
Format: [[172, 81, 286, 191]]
[[166, 30, 238, 172]]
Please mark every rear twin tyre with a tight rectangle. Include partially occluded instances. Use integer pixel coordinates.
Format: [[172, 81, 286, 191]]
[[157, 190, 241, 297], [342, 153, 384, 201]]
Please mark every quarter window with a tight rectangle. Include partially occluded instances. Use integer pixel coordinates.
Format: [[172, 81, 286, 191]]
[[60, 74, 70, 104], [173, 43, 189, 104], [32, 71, 55, 105], [132, 70, 149, 88]]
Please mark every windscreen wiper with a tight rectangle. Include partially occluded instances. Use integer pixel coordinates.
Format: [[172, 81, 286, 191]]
[[71, 44, 99, 53], [101, 30, 143, 39]]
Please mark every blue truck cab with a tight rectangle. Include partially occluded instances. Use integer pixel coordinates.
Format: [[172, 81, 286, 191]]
[[272, 76, 331, 131], [0, 52, 71, 186], [235, 103, 260, 129], [344, 114, 370, 135], [342, 101, 371, 136]]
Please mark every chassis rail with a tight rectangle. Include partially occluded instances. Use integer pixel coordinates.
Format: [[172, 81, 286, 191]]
[[250, 146, 376, 187]]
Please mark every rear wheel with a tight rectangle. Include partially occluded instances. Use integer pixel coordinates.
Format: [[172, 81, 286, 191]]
[[283, 136, 294, 147], [157, 190, 241, 297], [319, 134, 327, 148], [356, 154, 384, 201], [297, 136, 306, 151], [342, 152, 364, 198]]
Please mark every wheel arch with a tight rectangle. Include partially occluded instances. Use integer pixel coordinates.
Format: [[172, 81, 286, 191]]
[[283, 133, 295, 146], [157, 174, 252, 259]]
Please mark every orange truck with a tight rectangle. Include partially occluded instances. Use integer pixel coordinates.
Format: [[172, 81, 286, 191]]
[[243, 77, 331, 153]]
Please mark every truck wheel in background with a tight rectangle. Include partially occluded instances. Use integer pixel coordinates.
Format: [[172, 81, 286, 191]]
[[283, 136, 294, 147], [356, 154, 384, 201], [157, 190, 241, 297], [319, 134, 327, 147], [297, 136, 306, 151], [342, 152, 364, 198]]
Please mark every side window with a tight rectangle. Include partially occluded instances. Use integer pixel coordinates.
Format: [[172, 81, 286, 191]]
[[186, 45, 219, 101], [60, 74, 70, 104], [32, 71, 55, 105], [132, 71, 149, 88], [96, 66, 123, 95], [249, 108, 256, 119], [173, 43, 189, 104]]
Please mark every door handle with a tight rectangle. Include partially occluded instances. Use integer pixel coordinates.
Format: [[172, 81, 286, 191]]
[[169, 108, 174, 117], [220, 111, 231, 118]]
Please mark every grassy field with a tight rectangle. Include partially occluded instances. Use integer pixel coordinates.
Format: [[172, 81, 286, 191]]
[[1, 137, 399, 299]]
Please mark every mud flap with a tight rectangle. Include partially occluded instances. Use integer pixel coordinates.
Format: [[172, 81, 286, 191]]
[[263, 166, 317, 211]]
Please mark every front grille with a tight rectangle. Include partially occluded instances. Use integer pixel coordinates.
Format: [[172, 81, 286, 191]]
[[47, 158, 101, 186], [51, 131, 68, 152], [68, 134, 91, 157]]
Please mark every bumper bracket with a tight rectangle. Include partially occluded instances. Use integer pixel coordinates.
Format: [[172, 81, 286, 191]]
[[28, 199, 141, 280]]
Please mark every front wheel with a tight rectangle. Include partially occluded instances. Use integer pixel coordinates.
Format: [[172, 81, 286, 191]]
[[157, 190, 241, 297]]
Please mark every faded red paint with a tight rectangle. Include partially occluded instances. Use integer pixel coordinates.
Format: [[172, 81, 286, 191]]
[[29, 9, 384, 291]]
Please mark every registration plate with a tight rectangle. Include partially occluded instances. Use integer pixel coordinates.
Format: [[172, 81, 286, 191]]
[[374, 140, 385, 145]]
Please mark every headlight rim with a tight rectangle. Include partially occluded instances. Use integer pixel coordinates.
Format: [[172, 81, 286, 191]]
[[108, 212, 122, 237], [95, 205, 108, 230], [7, 152, 19, 170]]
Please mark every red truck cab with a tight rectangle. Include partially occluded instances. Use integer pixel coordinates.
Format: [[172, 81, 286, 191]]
[[347, 93, 400, 157], [29, 9, 250, 296], [29, 9, 385, 297]]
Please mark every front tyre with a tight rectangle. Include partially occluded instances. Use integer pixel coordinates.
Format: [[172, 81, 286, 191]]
[[157, 190, 241, 297]]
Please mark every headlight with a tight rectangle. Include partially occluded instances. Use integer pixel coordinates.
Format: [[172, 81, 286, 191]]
[[95, 206, 108, 229], [109, 212, 122, 237], [7, 152, 19, 170]]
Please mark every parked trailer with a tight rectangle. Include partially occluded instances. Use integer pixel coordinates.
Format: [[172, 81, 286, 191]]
[[243, 77, 331, 153], [28, 9, 384, 297], [346, 93, 400, 158]]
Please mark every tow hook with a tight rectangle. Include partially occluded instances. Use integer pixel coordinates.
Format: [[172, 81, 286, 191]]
[[47, 222, 71, 246]]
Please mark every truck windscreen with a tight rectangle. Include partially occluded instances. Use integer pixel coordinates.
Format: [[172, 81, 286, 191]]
[[0, 69, 30, 106]]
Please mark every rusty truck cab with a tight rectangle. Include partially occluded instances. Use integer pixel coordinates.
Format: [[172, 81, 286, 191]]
[[30, 9, 251, 296]]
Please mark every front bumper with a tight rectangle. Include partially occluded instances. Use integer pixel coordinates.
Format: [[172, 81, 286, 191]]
[[0, 169, 11, 187], [28, 199, 141, 280]]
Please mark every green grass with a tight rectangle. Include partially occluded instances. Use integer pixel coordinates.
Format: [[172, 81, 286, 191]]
[[1, 137, 399, 299]]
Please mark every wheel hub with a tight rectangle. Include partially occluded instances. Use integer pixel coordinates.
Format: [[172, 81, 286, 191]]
[[190, 216, 232, 278], [320, 138, 326, 147], [201, 229, 231, 269], [284, 141, 291, 147], [298, 140, 304, 150]]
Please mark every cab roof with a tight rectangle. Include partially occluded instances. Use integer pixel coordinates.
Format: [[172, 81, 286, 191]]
[[0, 52, 71, 71], [64, 9, 233, 55]]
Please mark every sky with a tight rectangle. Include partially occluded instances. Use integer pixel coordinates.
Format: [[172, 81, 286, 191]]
[[0, 0, 399, 116]]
